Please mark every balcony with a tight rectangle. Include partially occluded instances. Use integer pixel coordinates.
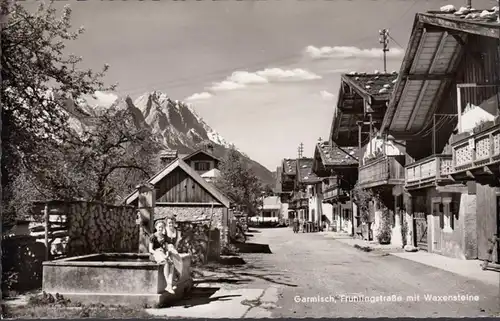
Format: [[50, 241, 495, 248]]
[[298, 199, 308, 208], [290, 191, 308, 209], [450, 123, 500, 182], [405, 154, 454, 190], [358, 155, 405, 189], [322, 187, 349, 203]]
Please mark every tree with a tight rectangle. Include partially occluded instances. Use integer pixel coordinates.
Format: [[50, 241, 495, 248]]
[[17, 105, 162, 205], [0, 1, 161, 222], [214, 146, 263, 217], [263, 184, 274, 197]]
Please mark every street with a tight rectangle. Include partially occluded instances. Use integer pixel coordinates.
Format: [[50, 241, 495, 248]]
[[183, 227, 500, 318]]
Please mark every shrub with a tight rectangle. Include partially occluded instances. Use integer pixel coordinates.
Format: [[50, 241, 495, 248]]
[[352, 183, 374, 223], [377, 208, 392, 244]]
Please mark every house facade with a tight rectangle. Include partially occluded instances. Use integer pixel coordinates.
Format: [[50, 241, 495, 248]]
[[124, 153, 232, 259], [181, 148, 221, 175], [379, 8, 500, 262], [259, 196, 282, 222], [278, 159, 298, 220], [312, 141, 359, 233], [289, 158, 322, 228], [325, 71, 406, 243]]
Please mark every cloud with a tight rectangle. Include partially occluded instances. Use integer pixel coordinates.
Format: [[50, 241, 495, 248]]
[[185, 91, 213, 101], [92, 91, 118, 107], [304, 45, 405, 59], [320, 90, 335, 101], [209, 68, 321, 92]]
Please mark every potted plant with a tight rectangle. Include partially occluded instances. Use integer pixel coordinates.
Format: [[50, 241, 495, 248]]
[[473, 120, 494, 134], [377, 208, 392, 245]]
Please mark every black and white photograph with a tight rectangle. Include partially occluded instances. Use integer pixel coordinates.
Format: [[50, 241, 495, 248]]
[[1, 0, 500, 318]]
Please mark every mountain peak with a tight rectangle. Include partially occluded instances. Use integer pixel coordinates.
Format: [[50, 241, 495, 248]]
[[65, 90, 274, 184]]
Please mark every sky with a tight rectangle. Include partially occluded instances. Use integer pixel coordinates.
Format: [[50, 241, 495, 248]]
[[35, 0, 496, 171]]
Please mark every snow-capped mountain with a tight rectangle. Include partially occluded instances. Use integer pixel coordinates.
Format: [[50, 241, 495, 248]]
[[67, 91, 275, 185]]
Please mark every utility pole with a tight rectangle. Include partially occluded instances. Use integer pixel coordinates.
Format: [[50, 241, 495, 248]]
[[379, 29, 390, 73], [297, 143, 304, 224]]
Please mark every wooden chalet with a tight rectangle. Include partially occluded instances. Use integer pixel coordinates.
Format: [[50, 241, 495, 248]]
[[312, 141, 359, 232], [290, 158, 322, 227], [181, 149, 221, 175], [331, 72, 398, 148], [124, 158, 232, 257], [331, 71, 405, 243], [279, 158, 297, 203], [380, 8, 500, 262]]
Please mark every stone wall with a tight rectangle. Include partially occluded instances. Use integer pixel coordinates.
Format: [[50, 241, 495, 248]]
[[66, 202, 139, 256], [154, 205, 227, 260]]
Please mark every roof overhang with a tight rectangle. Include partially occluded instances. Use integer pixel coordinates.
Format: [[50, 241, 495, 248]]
[[330, 74, 396, 147], [312, 142, 359, 177], [380, 12, 500, 138]]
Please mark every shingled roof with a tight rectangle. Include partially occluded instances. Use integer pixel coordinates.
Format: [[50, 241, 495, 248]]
[[296, 158, 321, 184], [316, 141, 359, 166], [424, 6, 500, 27], [282, 159, 297, 176], [342, 72, 399, 102], [380, 7, 500, 137]]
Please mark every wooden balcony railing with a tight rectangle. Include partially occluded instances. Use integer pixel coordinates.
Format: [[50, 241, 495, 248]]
[[322, 177, 338, 192], [405, 154, 453, 189], [451, 123, 500, 179], [358, 155, 405, 189], [322, 188, 348, 202], [298, 199, 308, 208]]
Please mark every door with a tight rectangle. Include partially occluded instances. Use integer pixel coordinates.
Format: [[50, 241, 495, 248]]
[[414, 211, 428, 251], [431, 202, 443, 253], [412, 194, 428, 250]]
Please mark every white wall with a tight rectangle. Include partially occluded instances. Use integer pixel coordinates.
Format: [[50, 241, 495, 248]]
[[460, 103, 495, 133], [363, 136, 404, 160]]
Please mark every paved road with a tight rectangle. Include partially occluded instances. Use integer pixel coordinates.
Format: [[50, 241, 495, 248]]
[[205, 227, 500, 318]]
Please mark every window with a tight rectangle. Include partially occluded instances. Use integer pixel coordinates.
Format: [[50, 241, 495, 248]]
[[194, 162, 210, 171], [443, 201, 454, 231]]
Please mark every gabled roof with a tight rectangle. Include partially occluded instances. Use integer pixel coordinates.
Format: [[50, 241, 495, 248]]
[[380, 9, 500, 137], [330, 72, 397, 147], [296, 158, 321, 185], [341, 73, 399, 103], [282, 159, 297, 176], [124, 158, 230, 207], [315, 141, 359, 166], [182, 149, 221, 163], [262, 196, 281, 210], [201, 168, 221, 178]]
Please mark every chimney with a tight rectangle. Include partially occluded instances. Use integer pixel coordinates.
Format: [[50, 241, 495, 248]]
[[199, 140, 214, 154], [206, 143, 214, 154], [159, 149, 178, 166], [466, 0, 471, 9]]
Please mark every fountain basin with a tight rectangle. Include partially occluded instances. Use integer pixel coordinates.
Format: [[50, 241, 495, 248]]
[[42, 252, 192, 308]]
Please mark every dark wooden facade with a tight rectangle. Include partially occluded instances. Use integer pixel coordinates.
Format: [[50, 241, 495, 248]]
[[382, 11, 500, 262], [331, 73, 397, 148], [183, 150, 220, 166], [156, 167, 220, 204], [280, 159, 297, 193]]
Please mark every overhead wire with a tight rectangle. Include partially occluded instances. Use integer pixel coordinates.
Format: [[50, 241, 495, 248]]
[[111, 0, 421, 99]]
